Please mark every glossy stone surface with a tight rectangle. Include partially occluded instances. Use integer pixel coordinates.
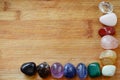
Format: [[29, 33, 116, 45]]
[[64, 63, 76, 78], [98, 27, 115, 37], [51, 62, 64, 78], [101, 35, 119, 49], [102, 65, 116, 76], [76, 63, 87, 79], [20, 62, 36, 76], [99, 13, 117, 26], [100, 50, 117, 65], [99, 1, 113, 13], [37, 62, 51, 78], [88, 62, 101, 78]]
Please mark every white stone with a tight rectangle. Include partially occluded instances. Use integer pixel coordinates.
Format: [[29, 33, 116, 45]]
[[102, 65, 116, 76], [99, 13, 117, 26]]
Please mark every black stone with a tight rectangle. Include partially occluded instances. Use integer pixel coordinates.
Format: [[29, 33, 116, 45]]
[[20, 62, 36, 76], [37, 62, 51, 78]]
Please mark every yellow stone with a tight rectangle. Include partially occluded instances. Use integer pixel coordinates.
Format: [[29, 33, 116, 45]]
[[99, 50, 117, 65]]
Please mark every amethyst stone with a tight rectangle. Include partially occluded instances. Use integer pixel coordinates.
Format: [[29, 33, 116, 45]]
[[51, 62, 64, 78], [76, 63, 87, 79]]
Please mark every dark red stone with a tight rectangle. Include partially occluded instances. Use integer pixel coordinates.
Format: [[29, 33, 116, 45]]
[[98, 27, 115, 37]]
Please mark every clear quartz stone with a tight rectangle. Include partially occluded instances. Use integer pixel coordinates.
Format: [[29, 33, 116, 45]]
[[99, 1, 113, 13]]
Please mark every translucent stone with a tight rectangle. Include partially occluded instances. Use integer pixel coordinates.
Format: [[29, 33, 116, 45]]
[[99, 1, 113, 13], [100, 50, 117, 65]]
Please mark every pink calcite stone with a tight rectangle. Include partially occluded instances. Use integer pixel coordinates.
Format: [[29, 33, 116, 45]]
[[101, 35, 119, 49]]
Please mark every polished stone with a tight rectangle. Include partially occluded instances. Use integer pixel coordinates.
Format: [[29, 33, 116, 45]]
[[20, 62, 36, 76], [51, 62, 64, 78], [64, 63, 76, 78], [102, 65, 116, 76], [88, 62, 101, 78], [37, 62, 51, 78], [101, 35, 119, 49], [76, 63, 87, 79], [100, 50, 117, 65]]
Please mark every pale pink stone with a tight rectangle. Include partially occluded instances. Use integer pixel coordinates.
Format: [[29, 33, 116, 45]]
[[101, 35, 119, 49]]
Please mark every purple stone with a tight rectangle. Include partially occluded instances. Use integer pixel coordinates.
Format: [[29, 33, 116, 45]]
[[51, 62, 64, 78]]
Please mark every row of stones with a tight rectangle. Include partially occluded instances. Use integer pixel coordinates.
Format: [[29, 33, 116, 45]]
[[98, 2, 118, 78], [20, 61, 116, 79]]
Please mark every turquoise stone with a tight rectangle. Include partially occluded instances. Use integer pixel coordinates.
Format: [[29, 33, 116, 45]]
[[88, 62, 101, 78]]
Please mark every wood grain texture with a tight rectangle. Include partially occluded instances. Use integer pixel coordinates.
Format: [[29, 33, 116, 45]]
[[0, 0, 120, 80]]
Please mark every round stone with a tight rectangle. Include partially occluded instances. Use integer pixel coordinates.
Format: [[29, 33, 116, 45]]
[[51, 62, 64, 78], [102, 65, 116, 76], [20, 62, 36, 76], [64, 63, 76, 78], [99, 1, 113, 13], [37, 62, 51, 78], [99, 50, 117, 65], [98, 27, 115, 37], [101, 35, 119, 49], [76, 63, 87, 79]]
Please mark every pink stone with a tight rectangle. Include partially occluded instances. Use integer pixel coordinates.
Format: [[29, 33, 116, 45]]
[[101, 35, 119, 49]]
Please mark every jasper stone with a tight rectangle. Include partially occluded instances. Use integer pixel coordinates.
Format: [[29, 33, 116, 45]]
[[99, 13, 117, 26], [88, 62, 101, 78], [100, 50, 117, 65], [64, 63, 76, 78], [76, 63, 87, 79], [98, 27, 115, 37], [51, 62, 64, 78], [101, 35, 119, 49], [102, 65, 116, 76], [37, 62, 51, 78], [20, 62, 36, 76]]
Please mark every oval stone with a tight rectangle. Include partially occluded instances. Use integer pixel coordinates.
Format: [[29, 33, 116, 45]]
[[51, 62, 64, 78], [101, 35, 119, 49], [102, 65, 116, 76], [76, 63, 87, 79], [37, 62, 51, 78], [88, 62, 101, 78], [20, 62, 36, 76], [64, 63, 76, 78], [98, 27, 115, 37], [100, 50, 117, 65]]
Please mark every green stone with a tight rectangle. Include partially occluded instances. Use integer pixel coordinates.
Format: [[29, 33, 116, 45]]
[[88, 62, 101, 78]]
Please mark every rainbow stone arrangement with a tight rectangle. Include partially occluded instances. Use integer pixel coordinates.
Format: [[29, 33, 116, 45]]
[[20, 1, 119, 79]]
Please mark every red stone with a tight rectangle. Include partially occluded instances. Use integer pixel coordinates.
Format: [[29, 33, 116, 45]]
[[98, 27, 115, 37]]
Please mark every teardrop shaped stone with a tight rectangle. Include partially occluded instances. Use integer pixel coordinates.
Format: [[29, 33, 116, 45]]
[[51, 62, 64, 78], [76, 63, 87, 79], [100, 50, 117, 65], [64, 63, 76, 78], [101, 35, 119, 49], [37, 62, 51, 78]]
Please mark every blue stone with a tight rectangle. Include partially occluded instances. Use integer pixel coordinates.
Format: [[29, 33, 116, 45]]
[[76, 63, 87, 79], [64, 63, 76, 78]]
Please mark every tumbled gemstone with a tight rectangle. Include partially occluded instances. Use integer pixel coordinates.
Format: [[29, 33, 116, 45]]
[[20, 62, 36, 76], [88, 62, 101, 78], [102, 65, 116, 76], [51, 62, 64, 78], [100, 50, 117, 65], [99, 13, 117, 26], [99, 1, 113, 13], [101, 35, 119, 49], [98, 27, 115, 37], [37, 62, 51, 78], [64, 63, 76, 78], [76, 63, 87, 79]]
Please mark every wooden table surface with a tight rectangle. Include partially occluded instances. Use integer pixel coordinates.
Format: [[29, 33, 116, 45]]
[[0, 0, 120, 80]]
